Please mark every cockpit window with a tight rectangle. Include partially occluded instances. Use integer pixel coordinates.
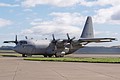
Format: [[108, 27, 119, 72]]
[[19, 41, 27, 45]]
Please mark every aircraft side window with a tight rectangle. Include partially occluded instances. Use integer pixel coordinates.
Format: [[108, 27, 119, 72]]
[[19, 41, 27, 45]]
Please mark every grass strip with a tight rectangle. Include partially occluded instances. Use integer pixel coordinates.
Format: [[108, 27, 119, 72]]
[[24, 57, 120, 63], [0, 54, 21, 57]]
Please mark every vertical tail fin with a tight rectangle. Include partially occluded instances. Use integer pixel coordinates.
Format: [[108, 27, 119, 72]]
[[80, 16, 94, 38]]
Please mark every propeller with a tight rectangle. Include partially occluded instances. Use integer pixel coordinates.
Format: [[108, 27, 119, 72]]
[[14, 35, 18, 45], [66, 33, 75, 49], [4, 35, 18, 45], [51, 34, 60, 50], [67, 33, 75, 43]]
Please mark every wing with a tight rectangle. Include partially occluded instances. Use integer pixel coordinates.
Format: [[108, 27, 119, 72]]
[[4, 41, 15, 43]]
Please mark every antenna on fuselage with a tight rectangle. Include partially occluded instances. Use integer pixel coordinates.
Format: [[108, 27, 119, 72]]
[[25, 36, 28, 39]]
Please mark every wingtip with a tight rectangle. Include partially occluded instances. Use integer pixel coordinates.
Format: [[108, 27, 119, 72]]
[[114, 38, 118, 41], [110, 38, 118, 41]]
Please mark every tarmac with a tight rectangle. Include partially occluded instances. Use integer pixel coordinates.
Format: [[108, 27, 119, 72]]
[[1, 56, 120, 80]]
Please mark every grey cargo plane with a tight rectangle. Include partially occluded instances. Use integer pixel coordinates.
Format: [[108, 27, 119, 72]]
[[4, 16, 116, 57]]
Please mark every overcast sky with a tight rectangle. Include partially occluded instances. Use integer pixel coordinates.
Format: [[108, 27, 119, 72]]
[[0, 0, 120, 46]]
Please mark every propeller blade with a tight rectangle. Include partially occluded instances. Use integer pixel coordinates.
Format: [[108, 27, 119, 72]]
[[52, 34, 60, 43], [15, 35, 17, 42], [14, 35, 18, 45], [71, 37, 75, 40], [66, 33, 75, 42], [67, 33, 70, 40], [52, 34, 55, 41]]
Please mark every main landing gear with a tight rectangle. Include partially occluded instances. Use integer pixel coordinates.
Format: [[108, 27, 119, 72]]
[[43, 54, 64, 58], [43, 55, 53, 57], [22, 54, 32, 57], [22, 54, 26, 57]]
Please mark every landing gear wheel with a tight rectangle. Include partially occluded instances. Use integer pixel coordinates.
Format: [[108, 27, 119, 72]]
[[27, 55, 32, 57], [55, 54, 58, 57], [48, 55, 53, 57], [60, 55, 64, 57], [55, 54, 60, 57], [55, 53, 64, 57], [22, 54, 26, 57], [43, 55, 47, 57]]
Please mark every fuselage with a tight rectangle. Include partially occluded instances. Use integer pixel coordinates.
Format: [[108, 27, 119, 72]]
[[13, 39, 82, 56]]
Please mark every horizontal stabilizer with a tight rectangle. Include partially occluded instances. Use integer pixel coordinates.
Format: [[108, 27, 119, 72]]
[[79, 38, 117, 45]]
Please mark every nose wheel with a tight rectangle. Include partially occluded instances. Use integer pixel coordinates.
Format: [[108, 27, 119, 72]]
[[55, 53, 64, 57], [22, 54, 26, 57]]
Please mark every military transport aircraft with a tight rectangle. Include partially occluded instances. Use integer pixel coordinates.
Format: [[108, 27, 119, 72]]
[[4, 16, 116, 57]]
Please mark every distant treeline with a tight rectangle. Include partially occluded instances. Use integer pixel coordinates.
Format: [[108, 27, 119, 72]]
[[0, 46, 14, 50]]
